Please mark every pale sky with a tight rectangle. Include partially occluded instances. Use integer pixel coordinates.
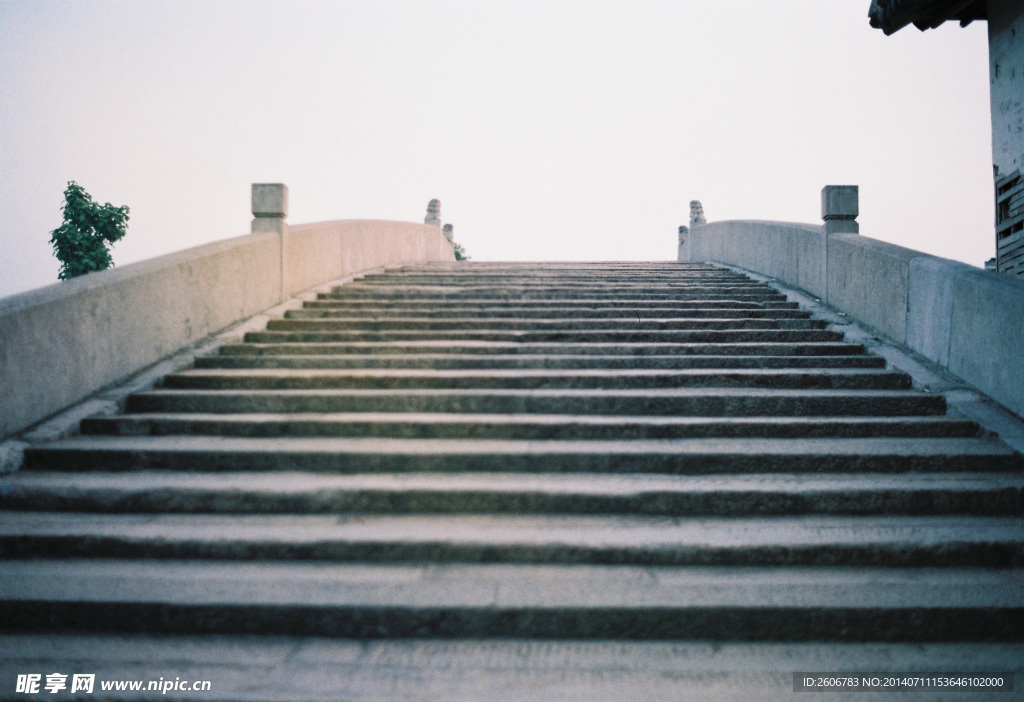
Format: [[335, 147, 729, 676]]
[[0, 0, 994, 299]]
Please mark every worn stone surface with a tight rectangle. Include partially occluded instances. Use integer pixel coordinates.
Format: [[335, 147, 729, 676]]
[[121, 387, 948, 417], [906, 256, 973, 367], [78, 412, 968, 440], [1, 512, 1022, 566], [3, 261, 1023, 695], [1, 561, 1023, 640], [1, 635, 1021, 702], [948, 267, 1024, 418], [0, 441, 27, 475], [3, 468, 1019, 515]]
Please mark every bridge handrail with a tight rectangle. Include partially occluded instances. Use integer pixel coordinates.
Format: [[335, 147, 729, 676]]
[[0, 187, 454, 440], [682, 194, 1024, 419]]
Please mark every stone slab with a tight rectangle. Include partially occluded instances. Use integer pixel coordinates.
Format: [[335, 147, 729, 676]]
[[220, 341, 861, 357], [79, 412, 972, 440], [124, 387, 945, 417], [3, 469, 1018, 515], [22, 435, 1019, 474], [0, 512, 1021, 566], [1, 561, 1022, 640], [1, 635, 1021, 701], [161, 367, 910, 391], [195, 353, 887, 370]]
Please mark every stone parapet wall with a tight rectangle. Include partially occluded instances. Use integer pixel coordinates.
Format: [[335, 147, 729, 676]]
[[688, 220, 827, 299], [284, 220, 451, 297], [0, 219, 454, 439], [684, 219, 1024, 418]]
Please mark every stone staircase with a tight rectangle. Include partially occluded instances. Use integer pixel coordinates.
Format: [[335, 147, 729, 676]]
[[2, 262, 1023, 695]]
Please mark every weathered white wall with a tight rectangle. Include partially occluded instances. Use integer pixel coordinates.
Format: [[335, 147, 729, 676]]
[[0, 220, 454, 439], [947, 266, 1024, 414], [827, 234, 917, 343], [989, 0, 1024, 178], [684, 220, 1024, 418]]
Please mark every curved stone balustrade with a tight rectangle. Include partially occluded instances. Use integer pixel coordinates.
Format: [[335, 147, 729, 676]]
[[0, 187, 454, 440], [682, 193, 1024, 419]]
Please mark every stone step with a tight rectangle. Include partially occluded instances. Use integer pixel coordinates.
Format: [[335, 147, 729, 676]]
[[398, 261, 718, 267], [330, 280, 777, 287], [360, 270, 753, 278], [195, 353, 887, 370], [339, 282, 776, 291], [302, 299, 801, 311], [266, 318, 827, 332], [318, 291, 791, 302], [288, 307, 813, 319], [124, 388, 947, 417], [384, 261, 725, 267], [331, 277, 776, 284], [1, 513, 1022, 567], [218, 341, 867, 357], [4, 471, 1018, 516], [360, 267, 751, 275], [242, 329, 846, 344], [338, 277, 772, 285], [6, 635, 1018, 702], [22, 436, 1019, 474], [354, 278, 766, 288], [80, 413, 977, 440], [161, 368, 912, 391], [322, 283, 787, 292], [1, 560, 1021, 640], [331, 288, 782, 300]]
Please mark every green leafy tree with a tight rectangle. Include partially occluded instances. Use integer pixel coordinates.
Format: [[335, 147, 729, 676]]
[[454, 242, 469, 261], [49, 181, 130, 280]]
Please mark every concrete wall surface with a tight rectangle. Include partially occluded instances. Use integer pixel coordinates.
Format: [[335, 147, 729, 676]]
[[285, 220, 452, 297], [688, 220, 826, 299], [827, 234, 918, 344], [0, 220, 454, 439], [989, 0, 1024, 177], [947, 267, 1024, 418], [685, 219, 1024, 419]]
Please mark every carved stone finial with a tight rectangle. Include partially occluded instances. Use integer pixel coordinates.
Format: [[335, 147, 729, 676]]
[[678, 225, 688, 244], [425, 199, 441, 227], [442, 223, 454, 244], [689, 201, 706, 228]]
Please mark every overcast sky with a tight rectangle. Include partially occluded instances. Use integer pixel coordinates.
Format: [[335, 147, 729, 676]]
[[0, 0, 994, 299]]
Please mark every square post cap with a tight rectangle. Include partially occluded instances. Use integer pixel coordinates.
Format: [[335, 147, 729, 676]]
[[252, 183, 289, 219], [821, 185, 858, 221]]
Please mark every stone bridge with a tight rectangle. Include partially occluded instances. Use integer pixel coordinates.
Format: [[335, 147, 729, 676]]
[[0, 184, 1022, 700]]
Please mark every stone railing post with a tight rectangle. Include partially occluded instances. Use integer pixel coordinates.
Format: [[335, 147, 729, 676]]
[[822, 185, 858, 235], [822, 184, 858, 306], [251, 183, 289, 301], [252, 183, 289, 235], [677, 225, 689, 262], [442, 224, 454, 244]]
